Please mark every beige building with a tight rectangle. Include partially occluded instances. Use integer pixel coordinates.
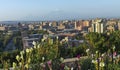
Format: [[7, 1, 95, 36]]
[[0, 26, 7, 31], [58, 23, 65, 29], [107, 20, 116, 26], [83, 20, 89, 27], [39, 25, 43, 30], [88, 27, 92, 32], [118, 21, 120, 30], [107, 25, 115, 32], [52, 21, 57, 27], [74, 21, 83, 30], [28, 24, 34, 30]]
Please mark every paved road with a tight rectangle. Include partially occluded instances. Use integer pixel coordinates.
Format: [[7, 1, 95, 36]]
[[4, 39, 16, 51]]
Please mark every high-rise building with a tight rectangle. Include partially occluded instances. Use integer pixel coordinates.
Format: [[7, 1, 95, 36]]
[[83, 20, 89, 27], [74, 21, 83, 30], [101, 23, 103, 33], [28, 24, 34, 30], [39, 25, 43, 30], [118, 21, 120, 30], [74, 21, 77, 29], [91, 19, 104, 33], [82, 20, 90, 31]]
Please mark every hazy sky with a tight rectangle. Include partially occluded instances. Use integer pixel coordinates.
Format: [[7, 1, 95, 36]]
[[0, 0, 120, 21]]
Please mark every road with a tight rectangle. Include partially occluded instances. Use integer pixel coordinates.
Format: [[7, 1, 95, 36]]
[[4, 39, 16, 51]]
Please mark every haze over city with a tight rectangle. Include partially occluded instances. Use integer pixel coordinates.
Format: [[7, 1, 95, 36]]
[[0, 0, 120, 21]]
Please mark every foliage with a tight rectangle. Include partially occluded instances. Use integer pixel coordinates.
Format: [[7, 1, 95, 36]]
[[59, 43, 87, 58], [1, 31, 120, 69], [1, 35, 12, 48], [0, 50, 20, 68], [107, 63, 120, 70], [51, 58, 61, 70], [13, 36, 23, 50], [80, 58, 93, 70], [85, 31, 120, 54], [0, 31, 13, 51]]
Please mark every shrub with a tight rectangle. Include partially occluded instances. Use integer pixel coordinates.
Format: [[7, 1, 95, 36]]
[[80, 58, 95, 70]]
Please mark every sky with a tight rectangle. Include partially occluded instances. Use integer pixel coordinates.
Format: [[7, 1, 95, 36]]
[[0, 0, 120, 21]]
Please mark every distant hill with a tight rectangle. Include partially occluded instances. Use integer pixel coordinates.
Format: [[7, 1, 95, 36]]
[[0, 21, 18, 24]]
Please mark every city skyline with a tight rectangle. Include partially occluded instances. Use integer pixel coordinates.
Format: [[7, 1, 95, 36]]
[[0, 0, 120, 21]]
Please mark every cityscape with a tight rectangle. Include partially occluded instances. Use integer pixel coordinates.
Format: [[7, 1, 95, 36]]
[[0, 0, 120, 70]]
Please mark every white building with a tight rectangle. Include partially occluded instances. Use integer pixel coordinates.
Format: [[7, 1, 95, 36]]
[[118, 21, 120, 30], [92, 19, 104, 33]]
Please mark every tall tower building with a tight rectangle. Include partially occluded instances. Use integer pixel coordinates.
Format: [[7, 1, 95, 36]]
[[92, 24, 96, 32], [74, 21, 83, 31], [74, 22, 77, 29], [92, 19, 104, 33], [101, 23, 103, 33], [118, 21, 120, 30], [83, 21, 89, 27]]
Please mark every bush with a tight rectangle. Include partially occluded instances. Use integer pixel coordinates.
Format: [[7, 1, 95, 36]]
[[0, 63, 3, 68], [52, 58, 61, 70], [107, 63, 120, 70], [0, 50, 20, 68], [80, 58, 95, 70]]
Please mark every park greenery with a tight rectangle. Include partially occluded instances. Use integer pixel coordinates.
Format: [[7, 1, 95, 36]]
[[0, 31, 23, 52], [13, 31, 23, 50], [1, 31, 120, 69], [0, 31, 13, 52]]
